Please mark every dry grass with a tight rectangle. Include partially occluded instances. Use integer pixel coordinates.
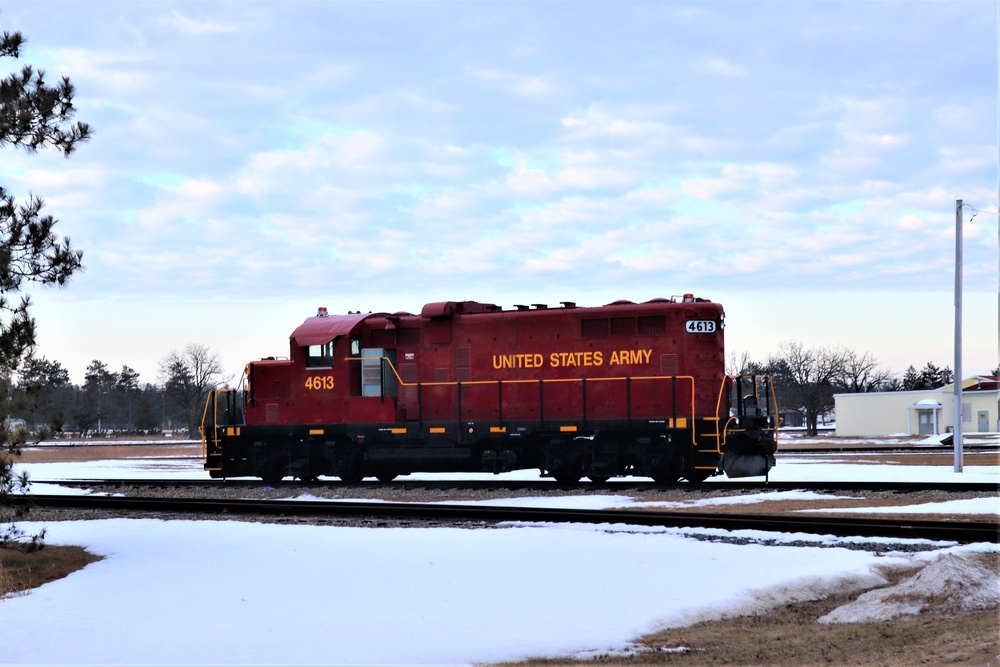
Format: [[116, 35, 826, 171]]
[[0, 546, 102, 600], [19, 442, 201, 463]]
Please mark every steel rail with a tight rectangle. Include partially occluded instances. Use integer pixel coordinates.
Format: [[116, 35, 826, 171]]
[[21, 494, 998, 544], [33, 478, 1000, 493]]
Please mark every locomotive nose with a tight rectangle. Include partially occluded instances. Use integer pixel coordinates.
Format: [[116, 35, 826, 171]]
[[721, 430, 777, 478]]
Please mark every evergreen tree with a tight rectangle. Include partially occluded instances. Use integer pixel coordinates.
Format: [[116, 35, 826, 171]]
[[917, 362, 952, 389], [82, 360, 115, 433], [901, 365, 921, 390], [16, 355, 71, 432], [0, 29, 89, 548], [115, 365, 140, 432], [132, 385, 162, 435]]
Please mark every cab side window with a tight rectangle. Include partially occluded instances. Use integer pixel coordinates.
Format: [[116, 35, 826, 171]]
[[305, 341, 334, 368]]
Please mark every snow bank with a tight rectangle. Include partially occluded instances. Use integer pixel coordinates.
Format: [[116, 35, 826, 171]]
[[819, 547, 1000, 623]]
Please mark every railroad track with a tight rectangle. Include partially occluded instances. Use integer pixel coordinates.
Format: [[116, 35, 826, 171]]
[[19, 494, 999, 544], [34, 478, 1000, 493]]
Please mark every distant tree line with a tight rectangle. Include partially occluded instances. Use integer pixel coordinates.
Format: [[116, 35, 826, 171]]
[[727, 342, 997, 436], [6, 343, 228, 439]]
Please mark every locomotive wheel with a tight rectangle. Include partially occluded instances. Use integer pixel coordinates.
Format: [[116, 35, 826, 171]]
[[553, 457, 588, 484], [375, 473, 398, 483], [650, 450, 686, 484], [333, 443, 364, 484], [684, 469, 713, 483], [587, 475, 610, 484], [260, 460, 287, 485], [553, 472, 582, 484]]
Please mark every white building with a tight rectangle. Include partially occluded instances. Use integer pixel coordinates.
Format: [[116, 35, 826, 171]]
[[834, 376, 999, 437]]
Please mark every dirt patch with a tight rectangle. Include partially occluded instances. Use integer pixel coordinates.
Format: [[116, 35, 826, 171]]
[[0, 545, 102, 599], [785, 451, 1000, 466], [18, 442, 202, 463]]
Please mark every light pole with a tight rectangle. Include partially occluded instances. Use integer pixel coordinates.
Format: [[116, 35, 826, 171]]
[[953, 199, 963, 473]]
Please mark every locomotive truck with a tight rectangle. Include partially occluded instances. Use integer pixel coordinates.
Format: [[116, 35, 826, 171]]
[[200, 295, 777, 483]]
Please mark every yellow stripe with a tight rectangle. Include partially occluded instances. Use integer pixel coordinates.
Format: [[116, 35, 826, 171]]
[[391, 428, 407, 434], [429, 427, 446, 434], [309, 429, 324, 436], [490, 426, 506, 433], [559, 425, 578, 433]]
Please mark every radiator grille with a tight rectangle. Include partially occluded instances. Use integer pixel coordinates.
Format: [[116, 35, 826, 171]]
[[660, 354, 679, 376]]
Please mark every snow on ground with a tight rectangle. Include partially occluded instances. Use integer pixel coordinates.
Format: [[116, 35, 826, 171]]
[[0, 518, 948, 665], [3, 454, 998, 665], [804, 497, 1000, 515]]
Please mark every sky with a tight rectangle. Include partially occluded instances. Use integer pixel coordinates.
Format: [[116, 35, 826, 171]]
[[0, 1, 997, 386], [4, 452, 999, 664]]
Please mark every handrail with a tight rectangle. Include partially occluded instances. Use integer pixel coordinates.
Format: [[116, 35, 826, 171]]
[[201, 388, 239, 460], [199, 391, 213, 458], [714, 374, 780, 450]]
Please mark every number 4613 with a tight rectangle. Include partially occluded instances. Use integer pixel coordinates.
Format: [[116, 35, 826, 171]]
[[305, 376, 335, 390]]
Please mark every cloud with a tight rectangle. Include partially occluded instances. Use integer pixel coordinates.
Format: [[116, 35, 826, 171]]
[[560, 106, 670, 139], [681, 163, 800, 200], [699, 57, 745, 77], [41, 48, 151, 95], [500, 165, 638, 198], [469, 67, 559, 100], [161, 9, 238, 35], [235, 131, 389, 198]]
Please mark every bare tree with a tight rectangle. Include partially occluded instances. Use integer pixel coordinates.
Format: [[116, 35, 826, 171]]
[[158, 344, 227, 434], [726, 350, 766, 376], [839, 349, 892, 393], [768, 341, 849, 436]]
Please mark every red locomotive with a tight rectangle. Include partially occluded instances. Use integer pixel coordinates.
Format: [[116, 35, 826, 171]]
[[201, 295, 777, 483]]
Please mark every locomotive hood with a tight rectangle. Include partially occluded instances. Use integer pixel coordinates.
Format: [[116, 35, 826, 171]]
[[290, 311, 378, 346]]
